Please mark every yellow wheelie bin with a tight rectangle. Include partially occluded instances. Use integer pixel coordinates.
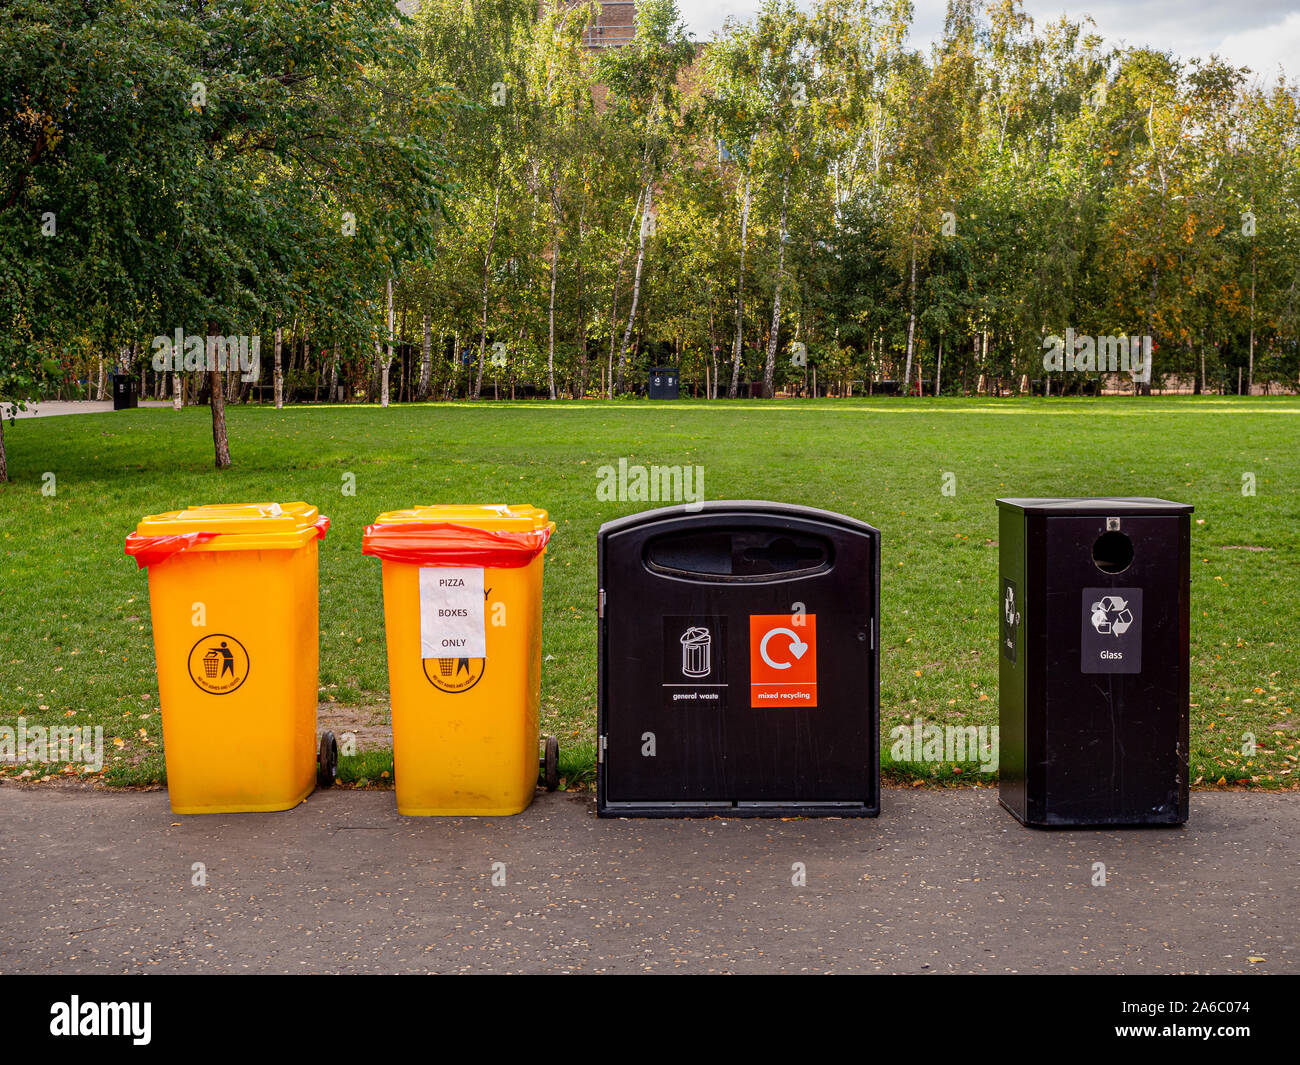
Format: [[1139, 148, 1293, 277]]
[[361, 505, 556, 815], [125, 502, 336, 813]]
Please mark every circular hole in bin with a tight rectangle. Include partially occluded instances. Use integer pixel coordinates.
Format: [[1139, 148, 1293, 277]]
[[1092, 530, 1134, 574]]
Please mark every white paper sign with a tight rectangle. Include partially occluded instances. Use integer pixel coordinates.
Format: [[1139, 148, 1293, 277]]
[[419, 567, 486, 658]]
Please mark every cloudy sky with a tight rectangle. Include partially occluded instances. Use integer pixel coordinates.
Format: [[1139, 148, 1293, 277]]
[[674, 1, 1299, 84]]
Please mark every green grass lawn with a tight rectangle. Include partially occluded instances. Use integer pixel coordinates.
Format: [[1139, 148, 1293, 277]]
[[1, 396, 1297, 790]]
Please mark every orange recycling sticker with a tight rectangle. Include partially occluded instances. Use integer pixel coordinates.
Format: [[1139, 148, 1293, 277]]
[[749, 614, 817, 708]]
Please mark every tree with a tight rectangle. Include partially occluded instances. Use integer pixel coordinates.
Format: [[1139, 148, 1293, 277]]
[[2, 0, 452, 467], [598, 0, 694, 394]]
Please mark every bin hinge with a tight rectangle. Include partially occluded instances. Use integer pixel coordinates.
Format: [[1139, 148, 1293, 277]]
[[598, 588, 606, 618], [598, 735, 607, 762]]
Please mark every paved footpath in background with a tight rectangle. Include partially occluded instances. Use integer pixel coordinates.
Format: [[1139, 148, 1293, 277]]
[[1, 400, 171, 419], [0, 787, 1293, 974]]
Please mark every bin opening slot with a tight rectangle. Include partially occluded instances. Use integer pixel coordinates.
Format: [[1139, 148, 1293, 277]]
[[1092, 530, 1134, 574], [645, 529, 832, 580]]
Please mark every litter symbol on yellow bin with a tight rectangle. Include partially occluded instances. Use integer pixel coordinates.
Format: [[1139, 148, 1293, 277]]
[[423, 656, 485, 694], [187, 635, 250, 695]]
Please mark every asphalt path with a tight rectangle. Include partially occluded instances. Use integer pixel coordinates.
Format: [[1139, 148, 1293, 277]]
[[0, 786, 1293, 974]]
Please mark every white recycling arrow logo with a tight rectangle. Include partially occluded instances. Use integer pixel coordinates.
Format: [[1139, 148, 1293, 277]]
[[1090, 595, 1134, 637], [759, 627, 808, 670]]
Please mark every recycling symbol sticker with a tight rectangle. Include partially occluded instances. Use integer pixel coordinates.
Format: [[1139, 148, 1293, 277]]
[[1001, 578, 1020, 663], [1081, 587, 1142, 674], [1090, 595, 1134, 637]]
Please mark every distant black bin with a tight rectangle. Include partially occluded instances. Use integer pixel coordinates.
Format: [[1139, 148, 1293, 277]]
[[997, 497, 1193, 827], [597, 501, 880, 817], [112, 373, 138, 410], [648, 367, 679, 400]]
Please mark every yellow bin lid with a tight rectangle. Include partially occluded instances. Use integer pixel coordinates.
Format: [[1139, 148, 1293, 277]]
[[132, 502, 327, 551], [369, 504, 551, 532], [362, 505, 554, 568]]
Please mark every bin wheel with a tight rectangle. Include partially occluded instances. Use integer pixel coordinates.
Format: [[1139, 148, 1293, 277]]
[[317, 730, 338, 789], [541, 735, 560, 791]]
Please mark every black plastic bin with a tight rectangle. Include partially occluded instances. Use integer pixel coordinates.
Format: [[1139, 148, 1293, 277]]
[[648, 368, 679, 400], [997, 497, 1193, 827], [597, 501, 880, 817], [112, 373, 138, 410]]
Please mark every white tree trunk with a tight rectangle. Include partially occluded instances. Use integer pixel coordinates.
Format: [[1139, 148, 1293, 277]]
[[300, 327, 309, 404], [902, 240, 917, 389], [273, 325, 284, 409], [616, 180, 653, 394], [606, 184, 645, 399], [548, 232, 560, 400], [418, 310, 432, 399], [1248, 244, 1256, 392], [762, 170, 790, 398], [728, 167, 752, 398], [708, 297, 718, 399], [381, 276, 393, 408], [474, 177, 504, 401]]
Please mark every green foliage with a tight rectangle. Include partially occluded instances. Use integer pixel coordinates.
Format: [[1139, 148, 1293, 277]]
[[0, 0, 454, 441], [5, 0, 1299, 408]]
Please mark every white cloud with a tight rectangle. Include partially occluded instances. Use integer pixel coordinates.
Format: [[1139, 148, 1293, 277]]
[[672, 0, 1297, 79], [1214, 11, 1300, 82], [674, 0, 778, 39]]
